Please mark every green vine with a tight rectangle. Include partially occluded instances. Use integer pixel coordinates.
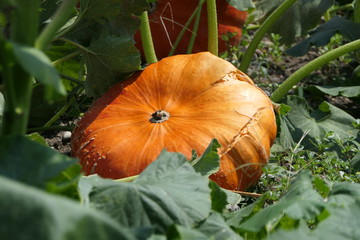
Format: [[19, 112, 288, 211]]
[[239, 0, 298, 73], [270, 39, 360, 102]]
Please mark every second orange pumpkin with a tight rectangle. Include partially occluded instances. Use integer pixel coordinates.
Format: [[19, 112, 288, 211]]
[[134, 0, 248, 59]]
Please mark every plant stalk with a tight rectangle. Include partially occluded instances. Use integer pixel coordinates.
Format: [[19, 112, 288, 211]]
[[239, 0, 298, 73], [0, 0, 40, 136], [168, 4, 199, 56], [270, 39, 360, 102], [139, 11, 157, 64], [35, 0, 77, 51], [354, 0, 360, 23], [206, 0, 218, 56], [187, 0, 205, 54]]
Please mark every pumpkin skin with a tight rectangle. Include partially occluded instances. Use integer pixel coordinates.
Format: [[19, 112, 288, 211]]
[[134, 0, 248, 59], [71, 52, 277, 190]]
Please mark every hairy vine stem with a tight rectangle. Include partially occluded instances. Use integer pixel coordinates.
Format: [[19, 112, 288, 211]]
[[271, 39, 360, 102], [239, 0, 298, 73]]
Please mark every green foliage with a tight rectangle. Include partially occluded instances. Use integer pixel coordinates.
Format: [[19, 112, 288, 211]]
[[287, 16, 360, 56], [254, 0, 333, 45], [1, 0, 360, 239]]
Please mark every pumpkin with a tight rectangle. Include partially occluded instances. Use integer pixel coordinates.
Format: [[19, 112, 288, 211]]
[[134, 0, 248, 59], [71, 52, 277, 190]]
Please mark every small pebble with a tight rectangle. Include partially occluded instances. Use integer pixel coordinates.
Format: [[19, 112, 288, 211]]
[[62, 131, 72, 140]]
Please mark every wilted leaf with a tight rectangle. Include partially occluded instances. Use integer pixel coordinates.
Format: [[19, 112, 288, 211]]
[[78, 150, 211, 233], [0, 135, 77, 189], [0, 176, 136, 240], [287, 16, 360, 56], [254, 0, 333, 45]]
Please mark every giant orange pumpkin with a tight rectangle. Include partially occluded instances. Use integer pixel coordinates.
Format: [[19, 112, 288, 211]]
[[71, 52, 277, 190], [134, 0, 248, 59]]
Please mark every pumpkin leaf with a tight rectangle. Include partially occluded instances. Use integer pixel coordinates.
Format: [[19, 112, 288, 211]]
[[0, 176, 136, 240], [286, 16, 360, 56], [238, 171, 325, 232], [227, 0, 255, 10], [0, 135, 78, 189], [61, 0, 147, 98], [191, 138, 221, 176], [283, 96, 359, 149], [196, 212, 243, 240], [351, 151, 360, 171], [78, 150, 211, 233], [11, 42, 66, 100], [83, 30, 141, 97], [167, 225, 208, 240], [254, 0, 333, 45], [309, 85, 360, 98], [311, 200, 360, 239]]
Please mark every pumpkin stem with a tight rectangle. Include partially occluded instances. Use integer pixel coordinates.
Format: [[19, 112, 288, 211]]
[[139, 10, 158, 64], [149, 110, 170, 123], [206, 0, 218, 56]]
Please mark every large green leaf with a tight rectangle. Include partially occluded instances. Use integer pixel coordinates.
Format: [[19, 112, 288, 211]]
[[238, 171, 325, 232], [11, 42, 66, 99], [310, 85, 360, 98], [284, 96, 358, 148], [287, 16, 360, 56], [0, 176, 136, 240], [312, 182, 360, 240], [62, 0, 148, 98], [83, 30, 141, 97], [254, 0, 333, 45], [0, 135, 78, 189], [78, 150, 212, 233]]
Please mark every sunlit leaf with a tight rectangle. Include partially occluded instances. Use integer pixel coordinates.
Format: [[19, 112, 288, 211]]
[[78, 150, 211, 233]]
